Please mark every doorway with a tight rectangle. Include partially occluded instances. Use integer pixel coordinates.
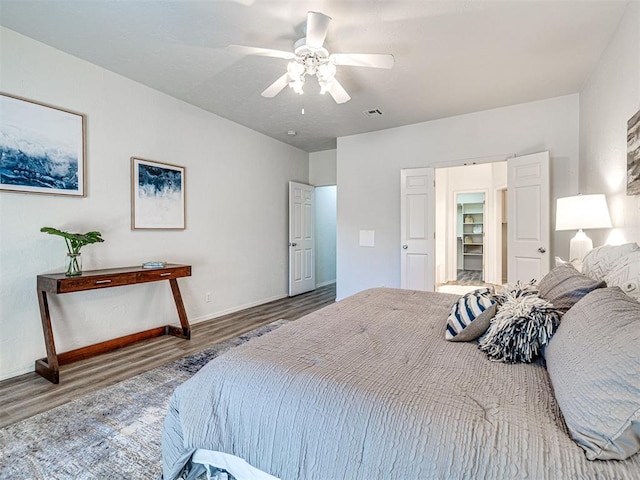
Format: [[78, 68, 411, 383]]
[[314, 185, 337, 288], [456, 192, 486, 284], [434, 162, 508, 291], [288, 183, 337, 296]]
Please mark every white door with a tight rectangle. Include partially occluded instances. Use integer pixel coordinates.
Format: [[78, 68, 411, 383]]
[[507, 151, 550, 283], [289, 181, 315, 296], [401, 168, 435, 291]]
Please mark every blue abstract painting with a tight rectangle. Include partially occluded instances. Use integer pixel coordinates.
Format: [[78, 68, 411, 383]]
[[0, 93, 85, 196], [132, 158, 185, 229]]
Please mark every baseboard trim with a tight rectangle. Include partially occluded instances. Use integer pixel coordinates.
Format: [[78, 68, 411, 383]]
[[315, 279, 336, 288], [189, 293, 289, 324]]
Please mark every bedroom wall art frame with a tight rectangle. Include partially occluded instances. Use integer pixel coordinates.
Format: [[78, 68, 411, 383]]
[[0, 92, 86, 196], [131, 157, 186, 230], [628, 109, 640, 195]]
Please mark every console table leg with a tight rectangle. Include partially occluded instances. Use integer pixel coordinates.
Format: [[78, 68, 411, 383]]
[[169, 278, 191, 339], [36, 290, 60, 384]]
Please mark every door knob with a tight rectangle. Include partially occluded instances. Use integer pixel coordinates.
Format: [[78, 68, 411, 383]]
[[402, 244, 408, 250], [289, 242, 297, 247], [538, 247, 546, 253]]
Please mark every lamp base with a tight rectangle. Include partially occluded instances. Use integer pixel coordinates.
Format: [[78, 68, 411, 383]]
[[569, 229, 593, 263]]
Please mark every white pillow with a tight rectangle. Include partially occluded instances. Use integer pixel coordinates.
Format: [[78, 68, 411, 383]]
[[581, 243, 640, 281], [604, 250, 640, 300]]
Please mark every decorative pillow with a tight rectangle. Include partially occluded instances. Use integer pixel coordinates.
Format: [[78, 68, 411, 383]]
[[545, 288, 640, 460], [478, 283, 560, 363], [445, 287, 496, 342], [555, 256, 583, 271], [581, 243, 640, 281], [492, 280, 539, 306], [603, 250, 640, 301], [538, 263, 605, 314]]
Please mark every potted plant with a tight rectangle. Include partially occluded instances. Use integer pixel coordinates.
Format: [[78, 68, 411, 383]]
[[40, 227, 104, 276]]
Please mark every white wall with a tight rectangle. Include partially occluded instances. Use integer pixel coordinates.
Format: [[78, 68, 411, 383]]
[[579, 2, 640, 247], [337, 95, 579, 300], [314, 186, 336, 287], [309, 149, 337, 186], [0, 28, 308, 380]]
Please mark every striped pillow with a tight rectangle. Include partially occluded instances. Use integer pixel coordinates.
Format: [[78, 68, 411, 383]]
[[445, 288, 496, 342]]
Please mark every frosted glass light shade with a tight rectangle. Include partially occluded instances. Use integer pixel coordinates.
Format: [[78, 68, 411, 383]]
[[555, 194, 612, 231]]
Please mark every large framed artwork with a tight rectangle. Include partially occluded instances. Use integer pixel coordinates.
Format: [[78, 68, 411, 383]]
[[628, 109, 640, 195], [0, 93, 86, 196], [131, 157, 186, 230]]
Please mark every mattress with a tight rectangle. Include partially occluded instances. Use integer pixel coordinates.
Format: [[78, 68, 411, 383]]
[[162, 288, 640, 479]]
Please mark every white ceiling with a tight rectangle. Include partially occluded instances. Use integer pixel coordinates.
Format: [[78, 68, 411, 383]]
[[0, 0, 629, 152]]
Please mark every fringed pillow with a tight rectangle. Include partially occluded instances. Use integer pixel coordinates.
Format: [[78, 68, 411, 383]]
[[479, 282, 561, 363]]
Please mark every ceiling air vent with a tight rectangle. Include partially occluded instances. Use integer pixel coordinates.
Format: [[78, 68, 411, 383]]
[[363, 108, 383, 118]]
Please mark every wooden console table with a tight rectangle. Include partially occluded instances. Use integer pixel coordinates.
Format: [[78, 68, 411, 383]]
[[36, 264, 192, 384]]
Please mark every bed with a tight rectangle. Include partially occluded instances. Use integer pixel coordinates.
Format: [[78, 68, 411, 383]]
[[162, 246, 640, 480]]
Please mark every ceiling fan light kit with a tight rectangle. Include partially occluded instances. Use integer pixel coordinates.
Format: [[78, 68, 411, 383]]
[[227, 11, 394, 104], [285, 44, 339, 97]]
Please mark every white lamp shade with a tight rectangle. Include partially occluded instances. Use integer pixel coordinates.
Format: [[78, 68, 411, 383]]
[[555, 194, 612, 231]]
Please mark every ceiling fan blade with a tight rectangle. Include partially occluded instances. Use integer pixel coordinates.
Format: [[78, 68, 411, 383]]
[[328, 80, 351, 104], [261, 73, 290, 98], [227, 45, 295, 60], [330, 53, 395, 69], [305, 11, 331, 49]]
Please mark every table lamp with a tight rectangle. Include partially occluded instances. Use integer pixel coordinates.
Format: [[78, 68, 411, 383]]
[[555, 194, 612, 262]]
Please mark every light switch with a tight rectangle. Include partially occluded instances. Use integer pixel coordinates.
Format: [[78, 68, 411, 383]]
[[359, 230, 375, 247]]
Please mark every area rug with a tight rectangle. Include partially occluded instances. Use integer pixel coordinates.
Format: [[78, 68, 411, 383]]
[[0, 320, 288, 480]]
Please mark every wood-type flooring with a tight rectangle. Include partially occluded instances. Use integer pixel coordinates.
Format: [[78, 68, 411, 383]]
[[0, 283, 335, 428]]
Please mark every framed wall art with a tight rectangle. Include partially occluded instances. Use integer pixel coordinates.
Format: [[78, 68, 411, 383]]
[[131, 157, 185, 229], [627, 109, 640, 195], [0, 92, 86, 196]]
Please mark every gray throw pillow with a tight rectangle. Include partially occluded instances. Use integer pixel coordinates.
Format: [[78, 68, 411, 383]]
[[538, 263, 605, 314], [545, 287, 640, 460]]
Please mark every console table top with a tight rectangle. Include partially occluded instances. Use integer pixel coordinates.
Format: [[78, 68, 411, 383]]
[[37, 263, 191, 280]]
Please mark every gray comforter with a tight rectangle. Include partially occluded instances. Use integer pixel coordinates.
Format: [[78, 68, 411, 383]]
[[162, 288, 640, 479]]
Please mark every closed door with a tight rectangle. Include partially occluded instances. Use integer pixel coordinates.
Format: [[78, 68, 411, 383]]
[[507, 151, 550, 283], [400, 168, 435, 291], [289, 181, 315, 296]]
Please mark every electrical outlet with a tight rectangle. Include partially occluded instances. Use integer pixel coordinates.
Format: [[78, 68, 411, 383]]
[[205, 292, 212, 303]]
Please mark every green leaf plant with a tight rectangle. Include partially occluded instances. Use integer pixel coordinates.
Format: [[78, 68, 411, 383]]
[[40, 227, 104, 255]]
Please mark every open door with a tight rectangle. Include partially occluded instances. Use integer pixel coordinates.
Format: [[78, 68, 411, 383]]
[[507, 151, 550, 283], [400, 168, 435, 291], [288, 181, 315, 296]]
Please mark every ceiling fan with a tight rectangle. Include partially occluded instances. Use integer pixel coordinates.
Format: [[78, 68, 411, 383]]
[[227, 11, 394, 104]]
